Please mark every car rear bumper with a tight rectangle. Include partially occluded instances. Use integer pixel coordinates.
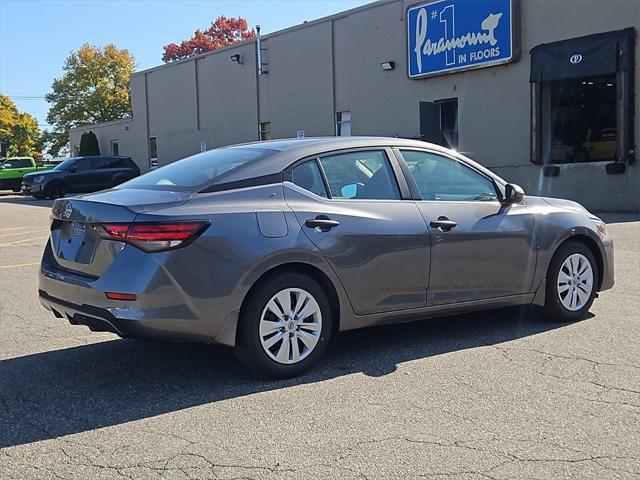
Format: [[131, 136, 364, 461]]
[[39, 290, 134, 337], [38, 241, 238, 344]]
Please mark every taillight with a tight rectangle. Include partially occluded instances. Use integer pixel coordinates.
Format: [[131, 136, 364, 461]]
[[105, 292, 137, 301], [93, 222, 208, 252]]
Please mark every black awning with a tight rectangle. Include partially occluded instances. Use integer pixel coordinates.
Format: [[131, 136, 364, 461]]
[[530, 28, 636, 82]]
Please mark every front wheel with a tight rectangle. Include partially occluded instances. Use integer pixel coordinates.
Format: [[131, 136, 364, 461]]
[[544, 241, 598, 322], [45, 182, 65, 199], [235, 273, 333, 378]]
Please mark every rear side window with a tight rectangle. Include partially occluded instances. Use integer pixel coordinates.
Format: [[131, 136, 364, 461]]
[[4, 159, 32, 168], [318, 150, 400, 200], [122, 148, 274, 190], [292, 161, 327, 197], [101, 158, 130, 169], [92, 158, 109, 169], [75, 159, 92, 171]]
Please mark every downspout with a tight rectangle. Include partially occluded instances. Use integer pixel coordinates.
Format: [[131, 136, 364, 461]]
[[255, 26, 262, 140]]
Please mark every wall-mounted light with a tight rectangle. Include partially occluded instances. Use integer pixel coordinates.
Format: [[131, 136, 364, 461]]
[[381, 61, 395, 71], [230, 54, 242, 65]]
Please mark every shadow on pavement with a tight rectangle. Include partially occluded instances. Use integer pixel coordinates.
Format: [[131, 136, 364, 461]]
[[0, 194, 53, 208], [0, 306, 576, 448], [597, 212, 640, 224]]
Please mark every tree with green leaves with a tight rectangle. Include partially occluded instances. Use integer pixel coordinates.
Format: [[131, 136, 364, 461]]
[[44, 43, 135, 156], [0, 94, 41, 158]]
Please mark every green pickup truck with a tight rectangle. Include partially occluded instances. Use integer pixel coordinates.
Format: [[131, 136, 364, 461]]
[[0, 157, 54, 192]]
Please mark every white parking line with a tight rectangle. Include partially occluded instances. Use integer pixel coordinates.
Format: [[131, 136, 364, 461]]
[[0, 236, 49, 247], [0, 226, 45, 233], [0, 262, 39, 269], [0, 230, 49, 239]]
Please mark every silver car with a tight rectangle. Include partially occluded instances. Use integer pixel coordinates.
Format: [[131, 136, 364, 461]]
[[39, 137, 614, 377]]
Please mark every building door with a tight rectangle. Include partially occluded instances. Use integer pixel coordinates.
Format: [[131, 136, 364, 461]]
[[419, 99, 458, 150]]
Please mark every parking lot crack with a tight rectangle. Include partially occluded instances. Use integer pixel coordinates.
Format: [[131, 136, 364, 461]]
[[494, 344, 640, 371]]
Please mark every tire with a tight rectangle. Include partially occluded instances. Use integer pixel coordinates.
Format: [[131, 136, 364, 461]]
[[32, 193, 46, 200], [12, 188, 21, 193], [235, 272, 333, 378], [544, 240, 599, 322], [45, 182, 65, 200]]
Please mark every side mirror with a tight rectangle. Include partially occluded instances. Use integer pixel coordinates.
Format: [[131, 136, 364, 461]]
[[69, 165, 78, 173], [503, 183, 525, 204], [340, 183, 359, 199]]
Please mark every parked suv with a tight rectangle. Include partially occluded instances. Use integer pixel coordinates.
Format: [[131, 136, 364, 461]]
[[22, 156, 140, 199]]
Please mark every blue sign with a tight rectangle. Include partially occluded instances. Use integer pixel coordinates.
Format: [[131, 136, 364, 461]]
[[407, 0, 515, 78]]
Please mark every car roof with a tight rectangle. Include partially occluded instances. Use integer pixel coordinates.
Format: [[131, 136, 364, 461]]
[[214, 136, 501, 186], [229, 136, 438, 154], [70, 155, 132, 160]]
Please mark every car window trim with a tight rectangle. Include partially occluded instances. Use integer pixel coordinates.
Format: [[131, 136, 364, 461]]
[[287, 158, 330, 198], [314, 157, 333, 199], [394, 147, 505, 202], [199, 172, 283, 194]]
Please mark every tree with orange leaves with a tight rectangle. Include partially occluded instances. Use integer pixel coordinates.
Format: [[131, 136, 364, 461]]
[[162, 16, 255, 63]]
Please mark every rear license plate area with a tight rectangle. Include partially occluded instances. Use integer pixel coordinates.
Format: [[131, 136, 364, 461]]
[[52, 221, 98, 265]]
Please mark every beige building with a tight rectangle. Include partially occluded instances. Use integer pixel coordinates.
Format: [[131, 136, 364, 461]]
[[70, 0, 640, 212]]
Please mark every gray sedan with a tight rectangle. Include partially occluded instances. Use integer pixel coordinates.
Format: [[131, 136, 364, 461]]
[[39, 137, 614, 377]]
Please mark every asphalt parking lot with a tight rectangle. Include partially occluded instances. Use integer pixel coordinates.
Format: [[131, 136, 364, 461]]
[[0, 193, 638, 480]]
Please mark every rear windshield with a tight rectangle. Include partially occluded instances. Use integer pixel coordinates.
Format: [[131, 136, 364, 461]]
[[121, 148, 275, 190]]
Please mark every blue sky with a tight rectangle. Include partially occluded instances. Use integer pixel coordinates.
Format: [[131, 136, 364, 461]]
[[0, 0, 372, 131]]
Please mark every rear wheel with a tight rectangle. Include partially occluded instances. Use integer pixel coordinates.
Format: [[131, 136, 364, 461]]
[[45, 182, 65, 199], [544, 241, 598, 322], [235, 273, 333, 378]]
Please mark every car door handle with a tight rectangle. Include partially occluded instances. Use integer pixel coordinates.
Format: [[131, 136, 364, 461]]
[[429, 217, 457, 232], [305, 216, 340, 231]]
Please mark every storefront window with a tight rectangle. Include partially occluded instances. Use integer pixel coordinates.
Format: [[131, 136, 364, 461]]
[[148, 137, 157, 159], [259, 122, 272, 141], [336, 111, 351, 136], [542, 75, 617, 163], [530, 28, 635, 166]]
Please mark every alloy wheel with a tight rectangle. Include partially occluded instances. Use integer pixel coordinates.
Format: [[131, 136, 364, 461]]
[[557, 253, 593, 311], [259, 288, 322, 364]]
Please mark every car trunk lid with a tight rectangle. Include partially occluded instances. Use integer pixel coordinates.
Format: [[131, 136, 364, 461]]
[[49, 189, 193, 277]]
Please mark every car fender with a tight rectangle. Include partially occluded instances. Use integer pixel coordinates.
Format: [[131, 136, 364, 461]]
[[531, 212, 606, 294], [43, 175, 67, 190]]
